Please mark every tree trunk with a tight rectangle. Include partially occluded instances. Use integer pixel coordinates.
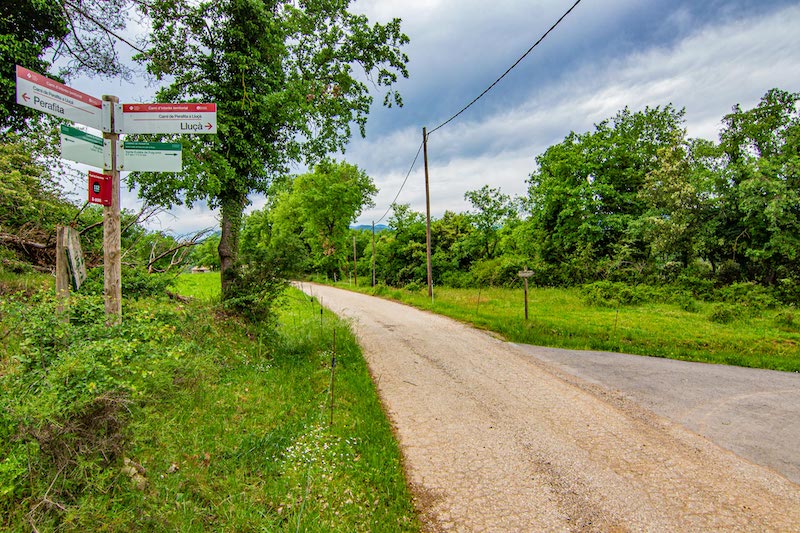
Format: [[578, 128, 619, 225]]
[[218, 193, 246, 300]]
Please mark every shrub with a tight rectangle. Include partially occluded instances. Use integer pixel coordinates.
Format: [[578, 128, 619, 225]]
[[674, 293, 700, 313], [222, 263, 287, 324], [715, 282, 778, 312], [80, 266, 173, 299], [403, 280, 423, 292], [676, 273, 716, 300], [708, 303, 742, 324], [469, 256, 529, 288], [0, 290, 215, 522], [581, 281, 643, 307]]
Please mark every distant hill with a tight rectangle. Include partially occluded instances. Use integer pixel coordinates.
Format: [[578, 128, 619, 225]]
[[351, 224, 390, 232]]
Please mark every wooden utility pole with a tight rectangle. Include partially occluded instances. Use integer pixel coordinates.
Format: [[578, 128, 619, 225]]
[[371, 221, 376, 287], [353, 234, 358, 287], [102, 95, 122, 325], [423, 127, 433, 298]]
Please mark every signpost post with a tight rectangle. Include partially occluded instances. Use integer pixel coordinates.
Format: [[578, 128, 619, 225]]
[[518, 268, 534, 320], [102, 95, 122, 325]]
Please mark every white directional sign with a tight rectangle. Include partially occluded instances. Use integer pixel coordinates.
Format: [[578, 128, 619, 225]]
[[16, 65, 110, 132], [117, 141, 183, 172], [115, 103, 217, 134], [60, 125, 111, 169]]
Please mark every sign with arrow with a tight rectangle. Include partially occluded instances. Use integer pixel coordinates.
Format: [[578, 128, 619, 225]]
[[115, 103, 217, 134], [60, 125, 111, 168], [15, 65, 110, 132], [117, 141, 183, 172]]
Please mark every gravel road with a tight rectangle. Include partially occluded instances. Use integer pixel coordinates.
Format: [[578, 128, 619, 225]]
[[299, 283, 800, 532]]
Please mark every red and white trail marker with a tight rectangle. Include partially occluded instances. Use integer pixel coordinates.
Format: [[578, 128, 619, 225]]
[[15, 65, 110, 132], [115, 103, 217, 134]]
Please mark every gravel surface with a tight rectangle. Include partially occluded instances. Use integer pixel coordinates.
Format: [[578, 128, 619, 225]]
[[299, 283, 800, 532]]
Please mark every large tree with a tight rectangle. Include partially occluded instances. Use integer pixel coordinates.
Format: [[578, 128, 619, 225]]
[[714, 88, 800, 284], [271, 160, 377, 279], [464, 185, 519, 260], [527, 105, 686, 278], [132, 0, 408, 297]]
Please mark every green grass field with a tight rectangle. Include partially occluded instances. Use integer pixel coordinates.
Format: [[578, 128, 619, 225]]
[[335, 282, 800, 372]]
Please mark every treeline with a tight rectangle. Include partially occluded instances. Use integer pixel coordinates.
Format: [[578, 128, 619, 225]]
[[240, 88, 799, 303]]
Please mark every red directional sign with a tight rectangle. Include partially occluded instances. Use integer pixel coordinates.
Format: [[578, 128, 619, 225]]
[[15, 65, 109, 131], [116, 103, 217, 134]]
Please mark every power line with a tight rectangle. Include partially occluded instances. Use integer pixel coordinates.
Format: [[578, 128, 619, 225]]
[[427, 0, 583, 136], [375, 139, 425, 224], [372, 0, 582, 225]]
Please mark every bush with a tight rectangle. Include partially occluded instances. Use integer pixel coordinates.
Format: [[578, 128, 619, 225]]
[[674, 293, 700, 313], [676, 273, 716, 300], [708, 302, 742, 324], [0, 291, 215, 522], [581, 281, 643, 307], [469, 256, 529, 288], [774, 277, 800, 306], [715, 282, 778, 312], [222, 263, 287, 324], [80, 266, 173, 299], [403, 280, 423, 292]]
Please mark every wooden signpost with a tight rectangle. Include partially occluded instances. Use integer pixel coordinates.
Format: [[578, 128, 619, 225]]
[[518, 268, 534, 320], [16, 65, 217, 325]]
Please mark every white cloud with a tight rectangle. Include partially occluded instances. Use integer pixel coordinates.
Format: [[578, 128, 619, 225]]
[[351, 2, 800, 225]]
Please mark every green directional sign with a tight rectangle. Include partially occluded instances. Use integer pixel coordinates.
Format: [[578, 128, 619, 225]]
[[117, 141, 182, 172], [60, 125, 110, 168]]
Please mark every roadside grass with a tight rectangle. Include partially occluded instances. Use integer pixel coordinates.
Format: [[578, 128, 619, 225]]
[[1, 273, 418, 531], [334, 282, 800, 372]]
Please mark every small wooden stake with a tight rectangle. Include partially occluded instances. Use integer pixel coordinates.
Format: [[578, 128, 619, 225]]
[[55, 226, 70, 321], [329, 329, 337, 427]]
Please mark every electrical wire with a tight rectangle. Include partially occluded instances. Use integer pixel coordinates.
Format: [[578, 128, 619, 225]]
[[375, 139, 424, 224], [371, 0, 582, 224], [427, 0, 583, 136]]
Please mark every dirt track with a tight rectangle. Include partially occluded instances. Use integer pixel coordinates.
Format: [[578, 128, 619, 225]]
[[299, 283, 800, 532]]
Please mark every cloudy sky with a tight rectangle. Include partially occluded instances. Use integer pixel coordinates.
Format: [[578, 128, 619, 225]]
[[65, 0, 800, 234]]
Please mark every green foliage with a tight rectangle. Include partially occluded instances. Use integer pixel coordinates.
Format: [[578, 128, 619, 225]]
[[1, 1, 138, 132], [714, 282, 779, 312], [190, 234, 222, 270], [80, 266, 174, 299], [269, 160, 377, 279], [0, 291, 215, 525], [463, 185, 520, 260], [0, 129, 75, 231], [1, 278, 418, 530], [221, 261, 287, 324], [708, 303, 742, 324]]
